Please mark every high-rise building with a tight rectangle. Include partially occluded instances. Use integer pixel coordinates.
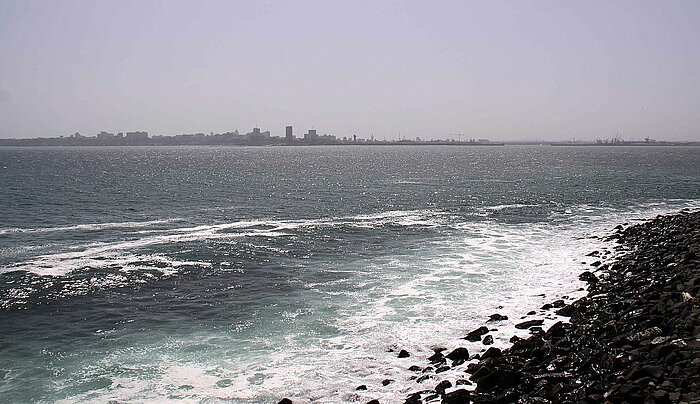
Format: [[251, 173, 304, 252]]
[[304, 129, 319, 142], [285, 126, 293, 143]]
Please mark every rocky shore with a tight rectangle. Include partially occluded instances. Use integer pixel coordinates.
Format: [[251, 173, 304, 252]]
[[280, 209, 700, 404], [460, 209, 700, 403]]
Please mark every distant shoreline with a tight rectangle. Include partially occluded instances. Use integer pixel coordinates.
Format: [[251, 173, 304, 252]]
[[2, 141, 700, 148], [550, 141, 700, 147], [0, 140, 509, 147]]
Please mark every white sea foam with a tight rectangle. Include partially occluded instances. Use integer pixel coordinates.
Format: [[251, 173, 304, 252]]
[[0, 219, 179, 236], [0, 210, 445, 277], [42, 201, 700, 403]]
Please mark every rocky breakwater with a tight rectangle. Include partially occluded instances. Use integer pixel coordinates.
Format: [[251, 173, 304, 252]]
[[465, 209, 700, 403]]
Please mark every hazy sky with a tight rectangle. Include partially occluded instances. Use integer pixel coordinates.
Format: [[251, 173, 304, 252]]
[[1, 0, 699, 140]]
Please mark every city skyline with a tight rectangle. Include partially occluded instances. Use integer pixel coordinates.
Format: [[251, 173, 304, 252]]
[[1, 1, 699, 140], [2, 123, 698, 147], [0, 124, 509, 146]]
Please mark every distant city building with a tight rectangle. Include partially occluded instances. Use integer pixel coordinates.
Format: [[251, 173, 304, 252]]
[[245, 127, 271, 144], [304, 129, 318, 142], [285, 126, 294, 143], [125, 131, 148, 140]]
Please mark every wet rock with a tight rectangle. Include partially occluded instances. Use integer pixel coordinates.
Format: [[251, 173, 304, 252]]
[[398, 349, 411, 358], [278, 399, 293, 404], [445, 347, 469, 366], [463, 326, 489, 342], [434, 380, 452, 395], [488, 313, 508, 322], [482, 335, 494, 345], [366, 400, 380, 404], [579, 272, 597, 282], [628, 327, 663, 343], [465, 363, 480, 374], [428, 350, 445, 364], [544, 321, 567, 338], [416, 375, 432, 383], [404, 392, 422, 404], [480, 347, 502, 359], [356, 385, 368, 390], [435, 365, 450, 373], [551, 299, 565, 308], [515, 319, 544, 329], [641, 365, 664, 379], [408, 365, 423, 372], [475, 368, 521, 391], [441, 389, 470, 404], [381, 379, 393, 386]]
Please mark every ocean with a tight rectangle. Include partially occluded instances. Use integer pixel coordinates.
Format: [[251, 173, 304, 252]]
[[1, 145, 699, 403]]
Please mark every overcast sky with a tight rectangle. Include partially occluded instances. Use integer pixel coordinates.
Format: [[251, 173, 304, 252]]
[[0, 0, 698, 141]]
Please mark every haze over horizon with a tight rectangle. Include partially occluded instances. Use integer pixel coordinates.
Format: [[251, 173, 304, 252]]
[[1, 0, 699, 141]]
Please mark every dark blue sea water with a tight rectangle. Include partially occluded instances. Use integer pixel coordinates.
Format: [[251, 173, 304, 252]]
[[1, 145, 699, 403]]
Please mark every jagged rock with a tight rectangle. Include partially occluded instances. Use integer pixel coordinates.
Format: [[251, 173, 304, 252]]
[[435, 365, 450, 373], [445, 347, 469, 366], [488, 313, 508, 322], [464, 326, 489, 341], [641, 365, 663, 379], [356, 385, 367, 390], [628, 327, 663, 343], [398, 349, 411, 358], [404, 392, 422, 404], [544, 321, 567, 338], [481, 347, 502, 359], [515, 319, 544, 329], [551, 299, 565, 308], [278, 399, 293, 404], [428, 350, 445, 364], [441, 389, 470, 404], [416, 374, 432, 383], [482, 335, 494, 345], [434, 380, 452, 395]]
